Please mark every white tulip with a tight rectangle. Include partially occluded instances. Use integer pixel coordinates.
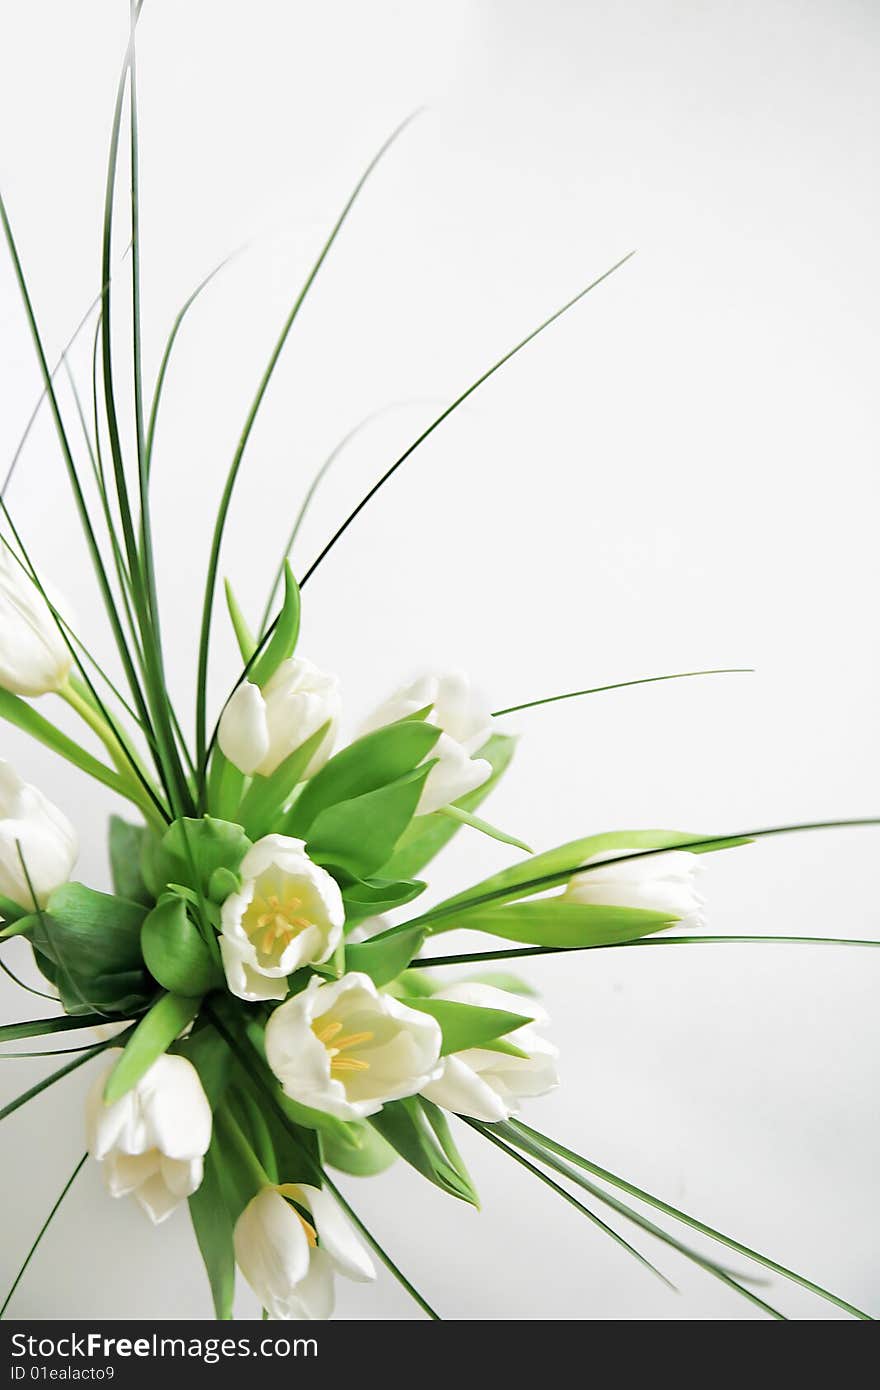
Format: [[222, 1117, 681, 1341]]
[[0, 760, 77, 909], [219, 835, 345, 1003], [564, 848, 706, 929], [265, 972, 442, 1121], [421, 983, 559, 1123], [234, 1183, 374, 1321], [0, 547, 71, 696], [85, 1051, 212, 1224], [360, 671, 495, 815], [218, 657, 340, 779]]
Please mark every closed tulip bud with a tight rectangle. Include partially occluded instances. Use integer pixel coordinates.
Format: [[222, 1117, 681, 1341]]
[[422, 983, 559, 1122], [564, 848, 706, 929], [360, 670, 494, 814], [218, 657, 340, 779], [0, 760, 77, 909], [85, 1052, 212, 1224], [0, 548, 71, 696], [234, 1183, 374, 1320]]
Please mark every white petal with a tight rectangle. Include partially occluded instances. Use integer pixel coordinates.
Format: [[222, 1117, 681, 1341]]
[[422, 1054, 511, 1122], [219, 682, 270, 776], [220, 937, 291, 1002], [299, 1185, 375, 1282], [234, 1189, 311, 1313]]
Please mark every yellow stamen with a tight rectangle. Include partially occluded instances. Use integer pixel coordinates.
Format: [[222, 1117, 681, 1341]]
[[245, 888, 313, 957], [312, 1019, 375, 1078]]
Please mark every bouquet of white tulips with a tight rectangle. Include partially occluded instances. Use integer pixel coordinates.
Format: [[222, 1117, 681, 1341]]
[[0, 12, 875, 1324]]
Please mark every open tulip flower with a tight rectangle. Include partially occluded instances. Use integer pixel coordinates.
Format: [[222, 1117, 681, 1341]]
[[0, 15, 874, 1326]]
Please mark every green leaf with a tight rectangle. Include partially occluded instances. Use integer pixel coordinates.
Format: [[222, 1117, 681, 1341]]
[[27, 883, 151, 1016], [156, 818, 252, 901], [104, 992, 202, 1103], [141, 895, 222, 996], [250, 562, 301, 687], [321, 1123, 397, 1177], [438, 803, 532, 853], [0, 893, 27, 926], [382, 734, 516, 879], [206, 750, 246, 823], [0, 687, 132, 802], [307, 763, 433, 879], [420, 1097, 480, 1202], [341, 875, 426, 930], [189, 1141, 235, 1320], [0, 1013, 122, 1043], [108, 816, 152, 905], [209, 994, 360, 1150], [175, 1024, 231, 1107], [370, 1096, 478, 1205], [345, 924, 426, 986], [436, 900, 674, 947], [238, 722, 330, 840], [285, 721, 441, 838], [224, 578, 257, 663], [400, 996, 532, 1055]]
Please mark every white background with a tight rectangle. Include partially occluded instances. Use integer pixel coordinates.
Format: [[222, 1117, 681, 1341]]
[[0, 0, 878, 1320]]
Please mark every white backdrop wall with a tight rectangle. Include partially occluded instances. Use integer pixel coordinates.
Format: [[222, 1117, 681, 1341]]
[[0, 0, 878, 1319]]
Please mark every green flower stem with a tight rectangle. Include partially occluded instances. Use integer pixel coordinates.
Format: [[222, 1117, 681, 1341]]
[[215, 1103, 272, 1198], [59, 680, 164, 833]]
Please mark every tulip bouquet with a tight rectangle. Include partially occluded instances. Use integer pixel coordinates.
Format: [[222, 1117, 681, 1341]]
[[0, 14, 876, 1324]]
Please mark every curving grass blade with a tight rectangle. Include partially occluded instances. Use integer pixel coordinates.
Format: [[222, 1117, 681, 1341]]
[[477, 1121, 787, 1319], [508, 1119, 872, 1320], [0, 1153, 88, 1319], [195, 113, 422, 789], [491, 667, 753, 717]]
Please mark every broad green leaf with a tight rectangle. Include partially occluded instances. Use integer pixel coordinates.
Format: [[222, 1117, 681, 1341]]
[[439, 803, 532, 853], [229, 1087, 279, 1182], [206, 750, 246, 823], [108, 817, 152, 905], [0, 893, 26, 926], [342, 875, 426, 930], [345, 924, 426, 986], [321, 1123, 397, 1177], [224, 579, 256, 663], [382, 734, 516, 879], [189, 1141, 235, 1319], [400, 996, 532, 1055], [0, 688, 130, 801], [176, 1025, 231, 1107], [154, 818, 252, 901], [26, 883, 151, 1016], [285, 721, 441, 838], [141, 895, 222, 996], [433, 900, 674, 947], [250, 562, 301, 687], [238, 722, 330, 840], [369, 1096, 479, 1205], [104, 992, 202, 1103], [209, 994, 360, 1151], [431, 828, 720, 920], [420, 1097, 480, 1204], [307, 763, 433, 880]]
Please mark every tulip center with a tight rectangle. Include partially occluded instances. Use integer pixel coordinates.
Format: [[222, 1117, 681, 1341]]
[[312, 1018, 374, 1076], [245, 888, 312, 957]]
